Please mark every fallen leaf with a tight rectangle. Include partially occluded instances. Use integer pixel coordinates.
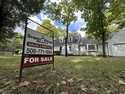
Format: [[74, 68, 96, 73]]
[[60, 91, 68, 94], [19, 81, 30, 87], [67, 78, 74, 83], [80, 85, 87, 92], [119, 80, 125, 85], [61, 80, 66, 85]]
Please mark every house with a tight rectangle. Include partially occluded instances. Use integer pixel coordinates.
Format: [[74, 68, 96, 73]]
[[54, 32, 98, 56], [107, 28, 125, 56], [54, 27, 125, 56]]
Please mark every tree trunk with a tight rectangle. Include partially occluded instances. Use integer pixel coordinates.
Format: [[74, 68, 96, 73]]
[[102, 31, 106, 57], [0, 0, 8, 42], [0, 1, 4, 40], [65, 23, 69, 57], [100, 14, 106, 57]]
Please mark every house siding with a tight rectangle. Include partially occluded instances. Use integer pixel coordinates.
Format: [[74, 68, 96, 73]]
[[108, 28, 125, 56]]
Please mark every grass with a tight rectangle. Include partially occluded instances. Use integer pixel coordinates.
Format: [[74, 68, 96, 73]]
[[0, 56, 125, 94]]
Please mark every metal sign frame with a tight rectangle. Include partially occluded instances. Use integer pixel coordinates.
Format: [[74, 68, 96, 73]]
[[19, 18, 55, 82]]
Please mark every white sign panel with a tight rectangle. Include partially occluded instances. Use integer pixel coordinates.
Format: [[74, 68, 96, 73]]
[[24, 28, 53, 55], [22, 28, 53, 68]]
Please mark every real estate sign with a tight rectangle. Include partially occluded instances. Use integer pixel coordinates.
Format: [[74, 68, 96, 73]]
[[22, 28, 53, 68]]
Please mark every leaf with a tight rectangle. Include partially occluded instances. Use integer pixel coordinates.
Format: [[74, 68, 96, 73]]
[[19, 81, 30, 87], [118, 80, 125, 85]]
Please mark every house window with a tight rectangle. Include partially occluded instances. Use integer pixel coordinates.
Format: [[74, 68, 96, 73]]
[[69, 37, 72, 42], [60, 46, 62, 51], [69, 46, 72, 51], [60, 39, 63, 43], [87, 44, 96, 51]]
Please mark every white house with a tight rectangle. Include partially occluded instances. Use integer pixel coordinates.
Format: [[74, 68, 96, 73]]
[[107, 28, 125, 56], [54, 28, 125, 56], [54, 32, 98, 56]]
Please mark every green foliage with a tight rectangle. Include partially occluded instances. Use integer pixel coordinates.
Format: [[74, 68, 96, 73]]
[[12, 33, 23, 49], [0, 32, 23, 53], [44, 0, 77, 25], [74, 0, 125, 57], [74, 0, 109, 40], [44, 0, 77, 56], [74, 0, 112, 57], [37, 19, 55, 33], [0, 0, 45, 43], [108, 0, 125, 29], [74, 0, 125, 38], [36, 19, 65, 39]]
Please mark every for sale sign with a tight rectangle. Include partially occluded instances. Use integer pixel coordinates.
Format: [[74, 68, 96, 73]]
[[22, 28, 53, 68]]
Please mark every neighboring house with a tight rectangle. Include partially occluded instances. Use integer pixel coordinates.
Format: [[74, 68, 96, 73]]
[[107, 28, 125, 56], [54, 32, 98, 56]]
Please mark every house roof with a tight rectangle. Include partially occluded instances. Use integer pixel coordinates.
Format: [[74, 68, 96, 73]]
[[54, 32, 97, 46], [79, 37, 97, 45], [108, 27, 125, 44]]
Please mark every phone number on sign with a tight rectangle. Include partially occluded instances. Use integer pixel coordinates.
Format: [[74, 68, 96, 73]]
[[25, 48, 53, 55]]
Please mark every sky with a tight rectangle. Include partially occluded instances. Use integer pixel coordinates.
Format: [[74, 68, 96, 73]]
[[14, 0, 86, 37], [35, 11, 86, 32], [15, 12, 86, 36]]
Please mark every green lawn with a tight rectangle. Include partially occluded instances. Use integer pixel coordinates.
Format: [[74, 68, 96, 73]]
[[0, 56, 125, 94]]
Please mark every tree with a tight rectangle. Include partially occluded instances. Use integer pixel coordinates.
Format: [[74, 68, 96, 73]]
[[0, 0, 45, 43], [0, 32, 23, 54], [44, 0, 77, 56], [74, 0, 111, 57], [37, 19, 64, 39], [13, 33, 23, 50], [108, 0, 125, 29]]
